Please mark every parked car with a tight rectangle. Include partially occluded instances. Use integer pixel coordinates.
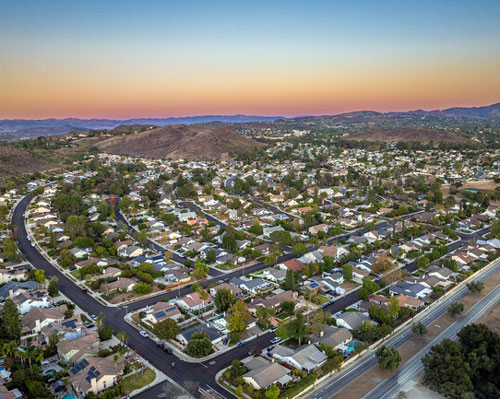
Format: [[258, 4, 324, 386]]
[[270, 337, 282, 344], [236, 341, 246, 348], [140, 330, 149, 338]]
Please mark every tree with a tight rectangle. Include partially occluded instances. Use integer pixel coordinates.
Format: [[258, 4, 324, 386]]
[[276, 313, 309, 346], [282, 301, 295, 315], [226, 299, 250, 333], [264, 254, 277, 267], [133, 283, 152, 294], [98, 324, 113, 340], [265, 384, 280, 399], [357, 278, 379, 300], [284, 269, 296, 290], [466, 281, 484, 294], [64, 215, 86, 239], [292, 243, 308, 254], [411, 322, 427, 337], [448, 302, 464, 318], [415, 256, 430, 269], [256, 307, 276, 329], [214, 289, 234, 313], [2, 238, 17, 261], [48, 277, 59, 296], [206, 249, 217, 264], [373, 256, 393, 273], [33, 269, 45, 285], [154, 319, 179, 340], [442, 258, 458, 272], [422, 338, 473, 397], [270, 230, 292, 249], [375, 345, 401, 371], [2, 299, 21, 340], [185, 332, 213, 358], [342, 263, 353, 282], [248, 223, 263, 235], [192, 260, 209, 279]]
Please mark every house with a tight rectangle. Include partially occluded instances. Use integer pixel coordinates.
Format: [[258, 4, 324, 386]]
[[70, 355, 125, 395], [176, 292, 213, 312], [253, 243, 273, 256], [396, 294, 424, 310], [0, 267, 27, 284], [319, 245, 349, 261], [121, 245, 143, 258], [228, 277, 270, 294], [70, 248, 89, 259], [309, 224, 328, 235], [242, 357, 292, 390], [57, 332, 100, 363], [21, 305, 66, 334], [209, 283, 243, 298], [389, 281, 432, 299], [0, 385, 22, 399], [335, 312, 370, 330], [104, 278, 137, 292], [12, 289, 51, 314], [176, 323, 223, 346], [278, 259, 306, 272], [270, 344, 327, 373], [427, 265, 457, 281], [41, 316, 85, 342], [145, 302, 182, 324], [0, 280, 37, 300], [248, 291, 298, 315], [75, 258, 108, 269], [261, 268, 287, 283], [310, 325, 353, 350]]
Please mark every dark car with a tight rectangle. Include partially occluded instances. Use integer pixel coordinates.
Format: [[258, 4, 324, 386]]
[[236, 341, 246, 348]]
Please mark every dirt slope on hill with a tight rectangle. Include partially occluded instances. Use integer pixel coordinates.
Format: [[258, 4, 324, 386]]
[[96, 124, 263, 160], [0, 144, 54, 176]]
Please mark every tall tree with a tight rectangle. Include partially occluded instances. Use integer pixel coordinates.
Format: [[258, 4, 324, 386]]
[[2, 298, 21, 340]]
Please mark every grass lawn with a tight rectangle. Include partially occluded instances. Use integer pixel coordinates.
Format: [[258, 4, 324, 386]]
[[70, 269, 81, 279], [215, 263, 239, 271], [277, 312, 289, 320], [317, 295, 330, 305], [121, 368, 156, 395]]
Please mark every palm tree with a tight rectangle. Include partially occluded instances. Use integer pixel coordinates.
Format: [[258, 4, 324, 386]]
[[117, 331, 128, 346], [96, 313, 105, 330], [1, 342, 17, 360]]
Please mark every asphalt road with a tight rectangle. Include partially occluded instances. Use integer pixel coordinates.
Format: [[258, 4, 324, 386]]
[[366, 266, 500, 399], [14, 193, 491, 399], [307, 256, 500, 399]]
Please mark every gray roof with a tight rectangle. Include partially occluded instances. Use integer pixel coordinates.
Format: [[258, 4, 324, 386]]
[[0, 280, 37, 299]]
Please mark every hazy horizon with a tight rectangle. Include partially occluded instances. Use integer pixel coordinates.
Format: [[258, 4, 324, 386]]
[[1, 0, 500, 119]]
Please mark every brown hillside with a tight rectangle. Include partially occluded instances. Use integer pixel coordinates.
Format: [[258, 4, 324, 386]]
[[96, 124, 263, 160], [0, 144, 53, 176], [347, 127, 470, 143]]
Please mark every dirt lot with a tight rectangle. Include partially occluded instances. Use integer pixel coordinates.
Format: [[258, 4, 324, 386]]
[[334, 266, 500, 399], [441, 180, 500, 201]]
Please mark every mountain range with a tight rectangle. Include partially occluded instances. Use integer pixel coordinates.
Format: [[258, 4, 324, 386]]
[[0, 102, 499, 139]]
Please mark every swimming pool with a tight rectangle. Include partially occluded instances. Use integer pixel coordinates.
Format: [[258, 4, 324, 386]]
[[346, 341, 360, 352]]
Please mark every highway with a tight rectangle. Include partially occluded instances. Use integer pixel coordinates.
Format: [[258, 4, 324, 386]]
[[366, 269, 500, 399], [307, 256, 500, 399]]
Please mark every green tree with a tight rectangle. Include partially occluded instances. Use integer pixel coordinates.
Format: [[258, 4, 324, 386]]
[[2, 238, 17, 261], [98, 324, 113, 340], [282, 301, 295, 315], [448, 302, 464, 318], [357, 278, 379, 300], [422, 338, 473, 397], [415, 256, 430, 269], [226, 299, 250, 333], [265, 384, 280, 399], [64, 215, 86, 239], [214, 288, 234, 313], [411, 322, 427, 337], [248, 223, 263, 235], [264, 254, 277, 267], [34, 269, 46, 284], [466, 281, 484, 294], [342, 263, 353, 282], [206, 249, 217, 264], [154, 319, 179, 340], [292, 243, 308, 254], [276, 313, 309, 346], [185, 332, 213, 358], [2, 298, 21, 340], [256, 307, 276, 329], [192, 260, 209, 279], [284, 269, 296, 290], [375, 345, 401, 371], [48, 277, 59, 296]]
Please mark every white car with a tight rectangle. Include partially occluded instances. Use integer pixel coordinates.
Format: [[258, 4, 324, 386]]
[[140, 330, 148, 338], [270, 337, 282, 344]]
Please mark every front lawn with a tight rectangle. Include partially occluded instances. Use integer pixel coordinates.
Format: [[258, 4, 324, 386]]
[[121, 368, 156, 394]]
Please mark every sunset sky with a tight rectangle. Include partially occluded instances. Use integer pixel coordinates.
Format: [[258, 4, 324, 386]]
[[1, 0, 500, 119]]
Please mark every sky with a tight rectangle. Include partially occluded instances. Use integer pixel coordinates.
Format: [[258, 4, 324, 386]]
[[1, 0, 500, 119]]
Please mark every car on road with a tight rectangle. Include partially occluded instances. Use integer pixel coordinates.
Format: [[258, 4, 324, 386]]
[[31, 242, 35, 247], [90, 314, 97, 320], [270, 337, 282, 344], [140, 330, 148, 338], [236, 341, 246, 348]]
